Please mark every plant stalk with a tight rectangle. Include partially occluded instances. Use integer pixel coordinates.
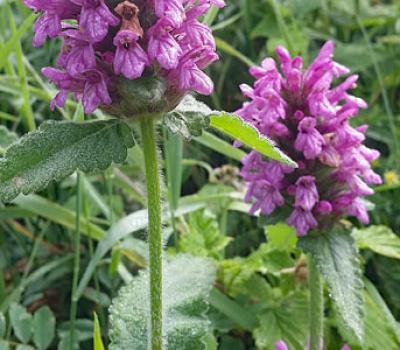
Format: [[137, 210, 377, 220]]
[[309, 255, 323, 350], [140, 117, 163, 350], [70, 172, 81, 350]]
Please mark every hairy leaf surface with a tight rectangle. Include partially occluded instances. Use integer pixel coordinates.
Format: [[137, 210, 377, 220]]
[[210, 113, 297, 167], [0, 119, 134, 202], [163, 95, 212, 139], [298, 230, 364, 340], [109, 255, 216, 350], [253, 292, 309, 350]]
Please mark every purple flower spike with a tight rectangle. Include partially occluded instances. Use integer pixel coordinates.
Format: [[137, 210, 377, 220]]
[[238, 41, 381, 236], [25, 0, 223, 115]]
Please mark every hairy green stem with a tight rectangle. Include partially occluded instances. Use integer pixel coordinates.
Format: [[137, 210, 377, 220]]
[[140, 117, 163, 350], [309, 256, 323, 350], [70, 173, 81, 350]]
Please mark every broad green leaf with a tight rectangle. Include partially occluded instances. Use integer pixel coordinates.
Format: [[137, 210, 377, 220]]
[[253, 291, 309, 350], [0, 126, 17, 151], [365, 280, 400, 344], [352, 225, 400, 259], [375, 256, 400, 316], [363, 293, 400, 350], [163, 95, 211, 139], [9, 303, 32, 344], [0, 119, 135, 202], [0, 312, 5, 338], [15, 346, 34, 350], [93, 313, 105, 350], [210, 113, 297, 167], [265, 223, 297, 251], [0, 341, 9, 350], [33, 306, 55, 350], [298, 230, 364, 340], [109, 255, 216, 349], [178, 209, 231, 260], [336, 285, 400, 350]]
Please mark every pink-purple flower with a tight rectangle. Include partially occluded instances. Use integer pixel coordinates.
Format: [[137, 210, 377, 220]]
[[275, 340, 350, 350], [238, 42, 381, 236], [24, 0, 224, 114]]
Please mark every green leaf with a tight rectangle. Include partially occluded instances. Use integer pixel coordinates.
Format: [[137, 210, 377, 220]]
[[215, 37, 255, 67], [164, 95, 211, 139], [0, 340, 9, 350], [33, 306, 55, 350], [352, 225, 400, 259], [9, 303, 32, 344], [375, 256, 400, 316], [265, 223, 297, 251], [0, 312, 5, 338], [14, 195, 104, 240], [298, 229, 364, 340], [0, 14, 38, 70], [0, 119, 135, 202], [210, 113, 297, 167], [0, 126, 17, 151], [178, 209, 231, 260], [15, 346, 34, 350], [365, 279, 400, 344], [336, 283, 400, 350], [253, 291, 309, 350], [195, 131, 246, 161], [208, 288, 258, 331], [362, 292, 400, 350], [93, 313, 105, 350], [76, 201, 205, 299], [109, 255, 216, 349]]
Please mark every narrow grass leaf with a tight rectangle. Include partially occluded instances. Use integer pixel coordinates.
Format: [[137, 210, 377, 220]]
[[93, 313, 105, 350]]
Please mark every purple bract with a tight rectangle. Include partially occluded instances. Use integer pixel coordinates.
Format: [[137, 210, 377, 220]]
[[238, 42, 381, 236], [25, 0, 224, 114]]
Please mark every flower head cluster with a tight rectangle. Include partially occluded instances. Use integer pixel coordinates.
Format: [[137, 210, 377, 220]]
[[24, 0, 224, 114], [238, 41, 381, 236]]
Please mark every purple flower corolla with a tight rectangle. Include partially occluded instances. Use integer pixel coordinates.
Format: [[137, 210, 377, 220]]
[[294, 176, 319, 211], [275, 340, 289, 350], [275, 339, 350, 350], [238, 41, 381, 236], [295, 118, 326, 159], [24, 0, 223, 114], [113, 31, 149, 80]]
